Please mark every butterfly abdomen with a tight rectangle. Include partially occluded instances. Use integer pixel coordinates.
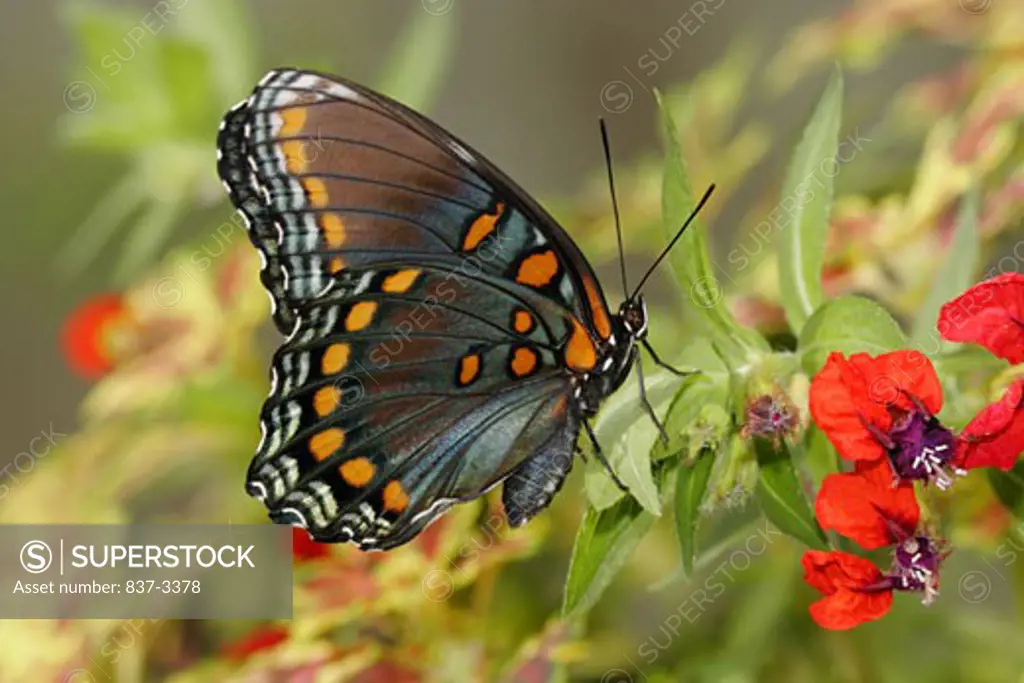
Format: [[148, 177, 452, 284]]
[[502, 407, 580, 527]]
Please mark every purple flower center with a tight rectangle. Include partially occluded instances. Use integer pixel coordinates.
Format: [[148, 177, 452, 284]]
[[889, 536, 943, 604], [886, 409, 958, 488]]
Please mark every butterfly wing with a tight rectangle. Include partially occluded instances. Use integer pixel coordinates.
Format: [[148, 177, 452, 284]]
[[251, 265, 580, 549], [217, 68, 617, 341], [217, 68, 616, 548]]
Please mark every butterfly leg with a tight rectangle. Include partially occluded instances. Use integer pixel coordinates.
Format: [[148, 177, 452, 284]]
[[642, 339, 698, 377], [581, 420, 630, 494], [635, 353, 671, 446]]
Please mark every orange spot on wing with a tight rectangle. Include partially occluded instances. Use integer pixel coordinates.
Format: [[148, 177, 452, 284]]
[[383, 480, 409, 513], [281, 140, 308, 174], [581, 272, 613, 339], [459, 354, 481, 385], [511, 347, 538, 377], [346, 302, 378, 331], [279, 107, 307, 136], [382, 269, 421, 293], [303, 178, 329, 208], [462, 202, 505, 251], [322, 343, 350, 374], [328, 256, 345, 274], [564, 317, 598, 372], [340, 456, 375, 487], [313, 386, 342, 416], [513, 309, 534, 334], [319, 214, 345, 248], [309, 428, 345, 461], [516, 250, 559, 288]]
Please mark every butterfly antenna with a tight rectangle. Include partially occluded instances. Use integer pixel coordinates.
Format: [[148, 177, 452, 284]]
[[600, 119, 629, 299], [630, 184, 716, 299]]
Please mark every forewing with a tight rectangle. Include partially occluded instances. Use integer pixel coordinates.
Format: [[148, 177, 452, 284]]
[[216, 68, 616, 344]]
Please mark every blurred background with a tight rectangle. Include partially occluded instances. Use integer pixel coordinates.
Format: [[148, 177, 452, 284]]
[[0, 0, 1021, 681]]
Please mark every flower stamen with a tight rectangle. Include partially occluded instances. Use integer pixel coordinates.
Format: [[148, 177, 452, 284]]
[[889, 535, 946, 606]]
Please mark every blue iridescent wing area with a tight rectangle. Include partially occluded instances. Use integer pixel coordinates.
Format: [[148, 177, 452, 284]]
[[216, 69, 612, 549]]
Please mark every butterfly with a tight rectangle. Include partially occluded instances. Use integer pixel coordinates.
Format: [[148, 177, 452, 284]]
[[216, 68, 714, 550]]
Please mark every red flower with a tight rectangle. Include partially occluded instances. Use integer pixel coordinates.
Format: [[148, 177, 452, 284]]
[[60, 293, 129, 379], [803, 530, 947, 630], [805, 410, 952, 629], [815, 460, 920, 550], [292, 528, 330, 562], [809, 351, 957, 487], [955, 379, 1024, 471], [802, 551, 893, 630], [221, 625, 288, 660], [939, 273, 1024, 364]]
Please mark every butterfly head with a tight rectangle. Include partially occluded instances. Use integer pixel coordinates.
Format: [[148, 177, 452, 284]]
[[617, 295, 649, 340]]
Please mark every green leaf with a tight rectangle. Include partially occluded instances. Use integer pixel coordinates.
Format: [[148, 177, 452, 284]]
[[988, 462, 1024, 519], [911, 187, 980, 348], [62, 2, 238, 150], [586, 370, 681, 512], [173, 0, 254, 100], [655, 90, 769, 361], [675, 443, 716, 576], [754, 437, 829, 550], [651, 375, 730, 461], [650, 339, 732, 467], [156, 38, 219, 140], [376, 8, 457, 112], [798, 295, 907, 375], [61, 5, 175, 150], [777, 66, 844, 334], [801, 424, 839, 490], [563, 461, 674, 619]]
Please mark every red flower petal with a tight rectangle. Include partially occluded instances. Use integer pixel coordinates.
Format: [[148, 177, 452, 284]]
[[816, 460, 920, 549], [803, 550, 883, 594], [939, 273, 1024, 364], [956, 379, 1024, 470], [60, 293, 127, 379], [292, 528, 331, 562], [809, 351, 942, 463], [221, 625, 288, 660], [809, 585, 894, 631], [802, 551, 892, 630]]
